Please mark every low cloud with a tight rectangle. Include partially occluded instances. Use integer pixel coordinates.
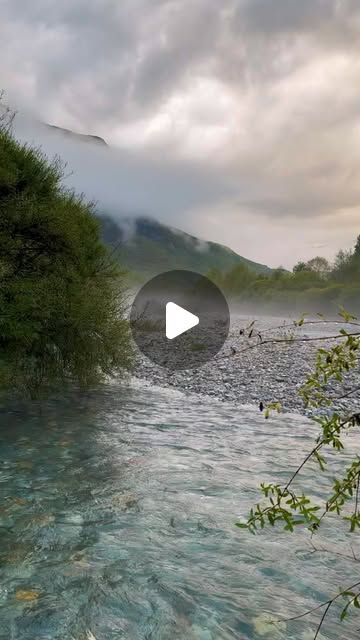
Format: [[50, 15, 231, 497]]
[[13, 115, 236, 223], [2, 0, 360, 267]]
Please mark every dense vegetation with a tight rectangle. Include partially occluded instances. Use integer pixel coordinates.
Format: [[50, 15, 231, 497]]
[[208, 237, 360, 314], [100, 215, 271, 280], [0, 120, 132, 395]]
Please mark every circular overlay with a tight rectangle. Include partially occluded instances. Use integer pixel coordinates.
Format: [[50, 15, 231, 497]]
[[130, 270, 230, 371]]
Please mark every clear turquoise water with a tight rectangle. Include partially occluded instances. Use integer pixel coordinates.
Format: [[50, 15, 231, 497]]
[[0, 383, 358, 640]]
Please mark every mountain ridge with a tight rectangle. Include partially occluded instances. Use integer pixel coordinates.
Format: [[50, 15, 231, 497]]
[[99, 215, 272, 279], [46, 123, 107, 146], [41, 123, 272, 277]]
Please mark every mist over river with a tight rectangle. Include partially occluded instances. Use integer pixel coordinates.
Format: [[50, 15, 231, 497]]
[[0, 381, 359, 639]]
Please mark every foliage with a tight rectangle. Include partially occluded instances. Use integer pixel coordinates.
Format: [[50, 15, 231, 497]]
[[0, 114, 133, 395], [294, 256, 330, 278], [236, 312, 360, 638], [208, 238, 360, 314]]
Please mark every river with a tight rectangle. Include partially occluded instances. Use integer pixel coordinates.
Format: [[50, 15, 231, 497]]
[[0, 382, 358, 639]]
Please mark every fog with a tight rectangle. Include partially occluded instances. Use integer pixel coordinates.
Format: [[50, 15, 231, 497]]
[[10, 111, 359, 271], [13, 115, 237, 232]]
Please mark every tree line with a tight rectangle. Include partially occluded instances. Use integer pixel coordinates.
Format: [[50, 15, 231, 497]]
[[208, 236, 360, 314]]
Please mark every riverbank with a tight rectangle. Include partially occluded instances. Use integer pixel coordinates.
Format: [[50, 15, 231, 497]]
[[133, 315, 360, 417]]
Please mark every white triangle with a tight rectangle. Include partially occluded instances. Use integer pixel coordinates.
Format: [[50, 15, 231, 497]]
[[166, 302, 199, 340]]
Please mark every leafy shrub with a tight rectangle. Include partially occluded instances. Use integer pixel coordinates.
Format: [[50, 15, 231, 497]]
[[0, 125, 133, 395]]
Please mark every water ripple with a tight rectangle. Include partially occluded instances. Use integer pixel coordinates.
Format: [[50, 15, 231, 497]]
[[0, 383, 358, 639]]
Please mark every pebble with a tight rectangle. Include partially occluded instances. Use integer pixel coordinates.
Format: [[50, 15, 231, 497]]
[[133, 315, 360, 417]]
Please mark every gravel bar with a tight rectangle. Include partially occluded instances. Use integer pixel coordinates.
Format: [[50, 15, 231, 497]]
[[132, 314, 360, 417]]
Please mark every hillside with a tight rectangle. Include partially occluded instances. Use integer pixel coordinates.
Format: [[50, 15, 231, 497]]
[[34, 123, 272, 278], [99, 215, 272, 279]]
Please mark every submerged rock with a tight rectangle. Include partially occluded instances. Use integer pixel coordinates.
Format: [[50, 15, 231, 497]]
[[112, 493, 139, 511], [252, 613, 286, 637], [15, 589, 40, 602]]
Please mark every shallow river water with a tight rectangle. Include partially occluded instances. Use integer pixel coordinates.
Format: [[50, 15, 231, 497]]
[[0, 382, 359, 639]]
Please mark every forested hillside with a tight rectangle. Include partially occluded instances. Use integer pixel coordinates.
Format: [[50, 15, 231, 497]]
[[100, 215, 272, 280]]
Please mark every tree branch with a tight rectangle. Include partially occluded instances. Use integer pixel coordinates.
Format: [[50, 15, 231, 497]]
[[277, 580, 360, 640], [309, 541, 360, 563], [218, 332, 360, 361]]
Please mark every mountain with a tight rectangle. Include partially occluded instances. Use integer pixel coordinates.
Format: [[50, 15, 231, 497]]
[[99, 215, 272, 279], [39, 124, 272, 277], [46, 124, 107, 146]]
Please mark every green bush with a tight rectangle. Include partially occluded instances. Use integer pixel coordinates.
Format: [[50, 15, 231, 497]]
[[0, 126, 133, 395]]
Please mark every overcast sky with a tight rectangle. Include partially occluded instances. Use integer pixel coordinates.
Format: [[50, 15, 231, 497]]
[[1, 0, 360, 268]]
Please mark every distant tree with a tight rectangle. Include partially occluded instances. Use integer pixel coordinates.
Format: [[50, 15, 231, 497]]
[[293, 261, 307, 273], [0, 111, 133, 396], [355, 235, 360, 257], [354, 235, 360, 256], [334, 236, 360, 284], [333, 249, 352, 271], [293, 257, 330, 278], [222, 263, 256, 294], [305, 256, 330, 278], [272, 266, 287, 279], [212, 236, 360, 313]]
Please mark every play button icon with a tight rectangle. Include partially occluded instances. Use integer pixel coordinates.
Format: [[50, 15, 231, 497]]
[[130, 270, 230, 370], [166, 303, 199, 340]]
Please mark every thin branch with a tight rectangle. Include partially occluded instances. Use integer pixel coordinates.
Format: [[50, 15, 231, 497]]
[[257, 319, 360, 337], [335, 385, 360, 401], [315, 601, 332, 640], [351, 545, 358, 562], [317, 468, 360, 526], [246, 413, 360, 529], [284, 442, 323, 492], [309, 541, 360, 563], [280, 600, 332, 623], [277, 580, 360, 640], [355, 472, 360, 520], [284, 413, 358, 492], [217, 332, 360, 361]]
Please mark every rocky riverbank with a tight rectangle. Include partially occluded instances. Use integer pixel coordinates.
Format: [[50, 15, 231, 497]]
[[133, 315, 360, 417]]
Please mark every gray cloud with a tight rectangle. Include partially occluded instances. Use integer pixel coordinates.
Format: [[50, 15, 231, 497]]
[[132, 1, 221, 106], [240, 0, 336, 34], [1, 0, 360, 266]]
